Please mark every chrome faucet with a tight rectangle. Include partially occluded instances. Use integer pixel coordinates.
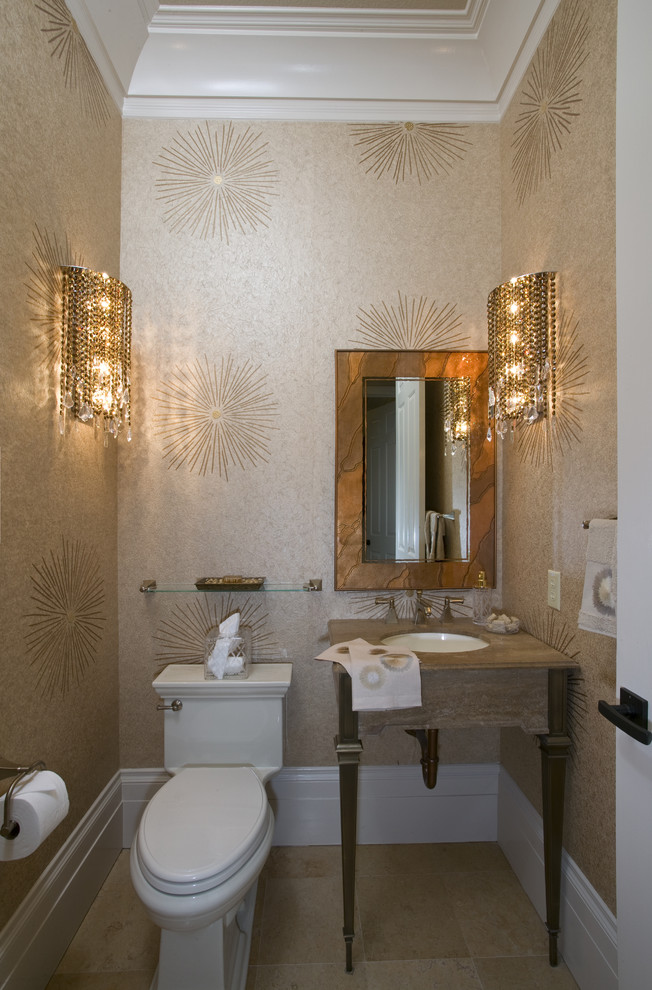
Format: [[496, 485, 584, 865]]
[[414, 593, 432, 625], [440, 596, 464, 623], [375, 596, 398, 624]]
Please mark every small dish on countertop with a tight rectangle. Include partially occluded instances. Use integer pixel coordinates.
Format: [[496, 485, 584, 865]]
[[485, 613, 520, 634]]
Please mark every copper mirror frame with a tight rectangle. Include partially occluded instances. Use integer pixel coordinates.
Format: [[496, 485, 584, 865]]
[[335, 350, 495, 591]]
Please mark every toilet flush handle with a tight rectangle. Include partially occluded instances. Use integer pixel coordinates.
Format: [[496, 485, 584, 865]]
[[156, 699, 183, 712]]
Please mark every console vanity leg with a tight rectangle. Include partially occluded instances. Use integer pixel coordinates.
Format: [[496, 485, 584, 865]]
[[538, 668, 572, 967], [334, 667, 362, 973]]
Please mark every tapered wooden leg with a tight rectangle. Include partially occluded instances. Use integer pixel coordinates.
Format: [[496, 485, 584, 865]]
[[539, 669, 572, 966], [334, 667, 362, 972]]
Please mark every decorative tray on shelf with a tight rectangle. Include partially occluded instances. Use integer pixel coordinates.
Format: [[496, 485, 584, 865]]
[[195, 576, 266, 592]]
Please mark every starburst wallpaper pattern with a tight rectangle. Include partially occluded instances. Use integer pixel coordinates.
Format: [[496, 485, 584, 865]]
[[352, 291, 470, 350], [34, 0, 111, 127], [522, 608, 585, 746], [24, 536, 106, 697], [153, 122, 279, 243], [350, 122, 471, 184], [154, 594, 279, 670], [516, 309, 589, 467], [350, 591, 471, 623], [25, 225, 83, 370], [154, 355, 278, 479], [511, 0, 590, 204]]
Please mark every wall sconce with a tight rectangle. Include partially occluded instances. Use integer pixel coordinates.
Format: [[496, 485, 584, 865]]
[[487, 271, 557, 439], [443, 376, 471, 456], [59, 266, 132, 442]]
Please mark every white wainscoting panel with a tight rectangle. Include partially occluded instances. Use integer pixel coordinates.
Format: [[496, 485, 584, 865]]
[[121, 764, 500, 849], [0, 773, 122, 990], [268, 763, 500, 846], [0, 764, 617, 990], [497, 767, 618, 990], [121, 768, 169, 847]]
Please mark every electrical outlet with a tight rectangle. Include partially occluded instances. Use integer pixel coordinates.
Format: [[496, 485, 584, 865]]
[[547, 570, 561, 610]]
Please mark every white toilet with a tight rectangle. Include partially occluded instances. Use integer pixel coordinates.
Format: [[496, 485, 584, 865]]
[[130, 662, 292, 990]]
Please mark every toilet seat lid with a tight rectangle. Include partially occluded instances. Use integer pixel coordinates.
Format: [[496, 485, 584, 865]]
[[137, 766, 269, 894]]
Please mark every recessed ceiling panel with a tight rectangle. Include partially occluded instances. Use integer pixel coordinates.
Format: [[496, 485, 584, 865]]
[[70, 0, 561, 120]]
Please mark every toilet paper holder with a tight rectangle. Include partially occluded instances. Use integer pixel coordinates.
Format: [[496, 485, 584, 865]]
[[0, 757, 46, 840]]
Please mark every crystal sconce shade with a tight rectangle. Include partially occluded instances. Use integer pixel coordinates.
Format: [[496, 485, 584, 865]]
[[59, 266, 132, 441], [443, 376, 471, 455], [487, 271, 557, 439]]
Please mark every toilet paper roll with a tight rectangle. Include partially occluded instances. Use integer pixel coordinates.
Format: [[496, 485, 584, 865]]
[[0, 771, 69, 861]]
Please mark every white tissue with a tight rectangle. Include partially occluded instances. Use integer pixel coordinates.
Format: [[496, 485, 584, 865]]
[[219, 613, 241, 638], [206, 613, 245, 679], [0, 770, 69, 860], [206, 637, 231, 679]]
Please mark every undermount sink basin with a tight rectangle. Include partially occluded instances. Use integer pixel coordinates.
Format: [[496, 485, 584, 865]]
[[381, 631, 490, 653]]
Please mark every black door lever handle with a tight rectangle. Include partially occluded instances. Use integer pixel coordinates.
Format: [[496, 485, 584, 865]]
[[598, 687, 652, 745]]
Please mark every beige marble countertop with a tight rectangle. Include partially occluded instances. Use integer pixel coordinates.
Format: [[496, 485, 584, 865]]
[[328, 618, 579, 672], [327, 618, 578, 733]]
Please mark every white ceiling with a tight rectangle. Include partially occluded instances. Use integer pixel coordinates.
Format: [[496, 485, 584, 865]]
[[66, 0, 561, 121]]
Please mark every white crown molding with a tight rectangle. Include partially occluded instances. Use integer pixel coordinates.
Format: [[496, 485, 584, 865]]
[[71, 0, 561, 121], [122, 95, 503, 121], [149, 2, 490, 38], [138, 0, 159, 20], [496, 0, 560, 111], [65, 0, 129, 110]]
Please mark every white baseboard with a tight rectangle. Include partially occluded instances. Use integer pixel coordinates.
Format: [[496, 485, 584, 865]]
[[268, 763, 499, 845], [121, 768, 169, 847], [0, 772, 122, 990], [119, 764, 500, 849], [497, 767, 618, 990], [0, 764, 617, 990]]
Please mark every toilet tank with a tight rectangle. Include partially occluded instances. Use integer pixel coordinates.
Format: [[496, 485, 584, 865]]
[[153, 663, 292, 779]]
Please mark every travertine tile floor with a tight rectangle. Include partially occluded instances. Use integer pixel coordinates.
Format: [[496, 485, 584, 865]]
[[46, 843, 579, 989]]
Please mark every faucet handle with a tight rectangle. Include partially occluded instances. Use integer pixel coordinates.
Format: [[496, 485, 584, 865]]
[[375, 596, 398, 623], [440, 596, 465, 622]]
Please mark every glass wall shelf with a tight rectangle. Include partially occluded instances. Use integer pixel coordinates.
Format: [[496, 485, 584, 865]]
[[140, 579, 322, 593]]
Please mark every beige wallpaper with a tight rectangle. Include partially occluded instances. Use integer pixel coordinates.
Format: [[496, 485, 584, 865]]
[[118, 118, 502, 770], [0, 1, 122, 929], [498, 0, 618, 913], [0, 0, 618, 938]]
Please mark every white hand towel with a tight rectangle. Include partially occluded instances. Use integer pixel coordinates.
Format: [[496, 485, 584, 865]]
[[424, 511, 446, 561], [316, 638, 422, 711], [578, 519, 617, 638]]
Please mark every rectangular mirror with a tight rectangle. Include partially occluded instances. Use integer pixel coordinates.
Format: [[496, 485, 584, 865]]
[[335, 350, 495, 590], [364, 377, 470, 562]]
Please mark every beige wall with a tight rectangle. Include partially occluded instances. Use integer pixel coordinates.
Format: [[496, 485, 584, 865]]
[[498, 0, 618, 913], [1, 0, 617, 935], [0, 2, 122, 929], [117, 118, 502, 771]]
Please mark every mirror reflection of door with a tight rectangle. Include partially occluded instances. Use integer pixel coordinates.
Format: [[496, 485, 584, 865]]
[[365, 382, 396, 560], [395, 378, 425, 560], [363, 377, 469, 562]]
